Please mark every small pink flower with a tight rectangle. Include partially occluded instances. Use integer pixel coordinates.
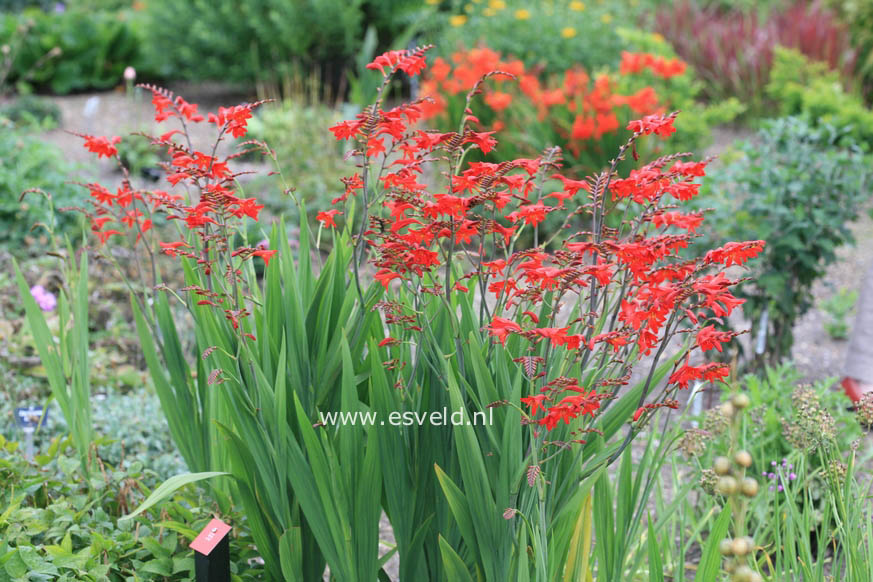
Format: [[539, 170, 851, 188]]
[[30, 285, 57, 312]]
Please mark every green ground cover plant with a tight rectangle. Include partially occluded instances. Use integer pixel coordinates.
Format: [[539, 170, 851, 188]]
[[0, 434, 261, 581]]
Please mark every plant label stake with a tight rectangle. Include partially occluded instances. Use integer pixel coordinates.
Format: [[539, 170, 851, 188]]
[[14, 406, 47, 459], [190, 518, 231, 582]]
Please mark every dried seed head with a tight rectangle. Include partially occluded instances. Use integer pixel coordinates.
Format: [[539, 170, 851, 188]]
[[782, 386, 836, 450], [856, 393, 873, 428], [719, 538, 734, 556], [826, 459, 847, 482], [704, 407, 730, 435], [678, 428, 710, 458], [700, 469, 718, 495], [720, 401, 736, 419]]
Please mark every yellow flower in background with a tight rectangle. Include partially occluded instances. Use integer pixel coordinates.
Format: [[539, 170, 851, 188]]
[[570, 1, 585, 10], [652, 32, 665, 42], [561, 27, 577, 38], [489, 0, 506, 9], [425, 0, 439, 4], [464, 3, 473, 12], [450, 14, 467, 26], [601, 12, 612, 23], [515, 8, 531, 19]]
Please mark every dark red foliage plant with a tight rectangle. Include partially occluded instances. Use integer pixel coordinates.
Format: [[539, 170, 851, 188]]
[[654, 0, 856, 110]]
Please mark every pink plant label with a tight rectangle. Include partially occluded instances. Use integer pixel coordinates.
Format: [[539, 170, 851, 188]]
[[189, 518, 231, 555]]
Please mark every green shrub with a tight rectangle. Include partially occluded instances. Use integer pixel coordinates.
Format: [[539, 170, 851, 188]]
[[0, 95, 61, 129], [827, 0, 873, 100], [699, 117, 869, 366], [766, 46, 873, 150], [432, 0, 633, 74], [141, 0, 364, 83], [0, 8, 140, 94], [0, 124, 84, 247], [821, 287, 858, 340]]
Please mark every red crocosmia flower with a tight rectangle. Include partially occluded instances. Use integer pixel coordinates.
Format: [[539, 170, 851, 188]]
[[704, 241, 765, 267], [159, 241, 191, 257], [150, 91, 174, 121], [120, 209, 144, 228], [665, 182, 699, 201], [159, 129, 182, 142], [671, 160, 707, 177], [651, 211, 704, 233], [375, 269, 402, 289], [462, 131, 498, 154], [174, 97, 204, 122], [506, 201, 550, 227], [378, 337, 399, 347], [531, 326, 570, 347], [94, 229, 122, 244], [316, 209, 342, 228], [91, 215, 113, 230], [89, 183, 115, 205], [696, 325, 733, 352], [551, 175, 590, 196], [626, 114, 676, 138], [366, 46, 431, 77], [571, 115, 596, 140], [484, 91, 513, 112], [482, 259, 507, 274], [252, 249, 277, 267], [545, 189, 578, 207], [669, 358, 731, 389], [701, 363, 730, 383], [235, 198, 264, 221], [488, 316, 521, 346], [521, 394, 549, 416], [329, 120, 362, 140], [82, 135, 121, 158], [669, 359, 702, 389], [367, 137, 386, 157], [208, 105, 253, 138], [167, 172, 189, 186]]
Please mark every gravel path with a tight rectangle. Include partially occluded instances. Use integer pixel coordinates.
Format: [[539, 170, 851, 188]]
[[791, 209, 873, 384]]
